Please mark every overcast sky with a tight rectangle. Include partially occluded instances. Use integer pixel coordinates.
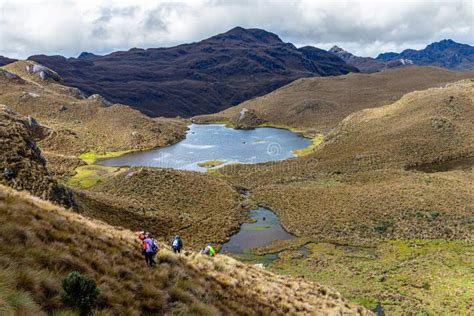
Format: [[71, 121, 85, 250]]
[[0, 0, 472, 59]]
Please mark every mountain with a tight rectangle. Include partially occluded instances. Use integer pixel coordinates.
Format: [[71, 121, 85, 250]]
[[0, 55, 17, 66], [376, 39, 474, 71], [0, 60, 187, 177], [28, 27, 358, 117], [195, 67, 473, 133], [328, 45, 413, 73]]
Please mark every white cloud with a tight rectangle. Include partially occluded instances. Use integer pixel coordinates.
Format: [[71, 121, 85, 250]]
[[0, 0, 472, 59]]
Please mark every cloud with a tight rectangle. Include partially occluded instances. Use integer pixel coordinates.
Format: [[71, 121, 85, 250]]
[[0, 0, 472, 59]]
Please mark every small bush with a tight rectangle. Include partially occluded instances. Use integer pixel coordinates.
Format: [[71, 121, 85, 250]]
[[61, 272, 100, 315], [374, 220, 391, 233]]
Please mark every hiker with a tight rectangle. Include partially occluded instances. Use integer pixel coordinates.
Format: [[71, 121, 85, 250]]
[[171, 235, 183, 254], [202, 243, 216, 257], [143, 235, 159, 267]]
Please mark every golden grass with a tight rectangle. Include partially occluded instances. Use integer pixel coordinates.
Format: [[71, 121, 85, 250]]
[[202, 67, 474, 133], [0, 184, 369, 315]]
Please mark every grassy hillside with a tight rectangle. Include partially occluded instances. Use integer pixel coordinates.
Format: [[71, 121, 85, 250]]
[[201, 79, 474, 313], [74, 167, 245, 248], [195, 67, 473, 134], [0, 61, 187, 175], [0, 184, 369, 315]]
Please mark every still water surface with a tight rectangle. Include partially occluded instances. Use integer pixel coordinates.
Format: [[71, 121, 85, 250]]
[[99, 124, 311, 171]]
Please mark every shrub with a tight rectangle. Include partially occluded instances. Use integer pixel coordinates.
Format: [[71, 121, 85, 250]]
[[61, 272, 100, 315]]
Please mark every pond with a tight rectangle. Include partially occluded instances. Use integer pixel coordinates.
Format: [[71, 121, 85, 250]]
[[220, 208, 295, 264], [98, 124, 311, 171]]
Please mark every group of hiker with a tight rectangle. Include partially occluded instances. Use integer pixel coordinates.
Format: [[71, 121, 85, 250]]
[[137, 231, 216, 267]]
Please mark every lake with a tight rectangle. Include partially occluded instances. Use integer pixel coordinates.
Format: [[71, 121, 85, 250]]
[[99, 124, 311, 171]]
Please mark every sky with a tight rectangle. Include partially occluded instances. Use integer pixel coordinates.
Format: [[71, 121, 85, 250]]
[[0, 0, 472, 59]]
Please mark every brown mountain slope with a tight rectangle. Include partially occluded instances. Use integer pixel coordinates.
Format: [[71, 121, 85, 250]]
[[74, 167, 244, 248], [0, 60, 187, 175], [213, 80, 474, 244], [196, 67, 473, 134], [0, 106, 74, 208], [0, 184, 369, 315], [28, 27, 358, 117]]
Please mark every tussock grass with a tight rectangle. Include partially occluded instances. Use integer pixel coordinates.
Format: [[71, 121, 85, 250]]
[[271, 240, 474, 315], [0, 185, 368, 315]]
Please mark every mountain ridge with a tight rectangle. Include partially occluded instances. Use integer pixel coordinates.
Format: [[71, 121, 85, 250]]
[[27, 27, 358, 117], [376, 39, 474, 71]]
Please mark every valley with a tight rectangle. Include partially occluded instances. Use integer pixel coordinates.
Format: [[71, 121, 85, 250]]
[[0, 24, 472, 315]]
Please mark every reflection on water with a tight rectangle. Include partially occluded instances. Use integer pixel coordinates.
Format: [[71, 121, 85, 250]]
[[98, 124, 311, 171], [220, 208, 294, 259]]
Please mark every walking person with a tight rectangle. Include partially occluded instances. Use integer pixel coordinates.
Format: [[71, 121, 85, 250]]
[[143, 235, 159, 267], [202, 242, 216, 257], [171, 235, 183, 254]]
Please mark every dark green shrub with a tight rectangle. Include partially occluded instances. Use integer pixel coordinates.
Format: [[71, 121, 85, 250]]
[[61, 271, 100, 315], [374, 220, 391, 233]]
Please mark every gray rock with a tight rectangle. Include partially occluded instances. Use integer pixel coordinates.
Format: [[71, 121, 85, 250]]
[[26, 63, 62, 82], [0, 69, 21, 80], [87, 94, 113, 106]]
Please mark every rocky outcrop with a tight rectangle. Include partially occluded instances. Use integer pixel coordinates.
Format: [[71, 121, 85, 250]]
[[233, 108, 264, 129], [0, 105, 75, 208], [25, 63, 62, 82], [328, 45, 412, 73], [87, 94, 113, 106]]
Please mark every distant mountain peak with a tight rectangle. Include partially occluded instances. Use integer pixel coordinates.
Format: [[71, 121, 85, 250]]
[[426, 39, 463, 50], [78, 52, 98, 59], [211, 26, 283, 44], [328, 45, 354, 59]]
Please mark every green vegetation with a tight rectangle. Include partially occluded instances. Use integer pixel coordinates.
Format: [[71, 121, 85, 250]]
[[257, 123, 304, 134], [199, 120, 234, 128], [271, 240, 474, 314], [61, 272, 100, 315], [294, 134, 324, 156], [242, 225, 272, 231], [67, 165, 122, 189], [197, 160, 226, 168], [79, 151, 131, 165]]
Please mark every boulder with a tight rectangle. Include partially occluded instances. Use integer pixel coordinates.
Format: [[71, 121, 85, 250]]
[[233, 108, 264, 129], [25, 63, 62, 82]]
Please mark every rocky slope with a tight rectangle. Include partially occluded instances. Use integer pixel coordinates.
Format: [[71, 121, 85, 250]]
[[0, 106, 74, 208], [328, 45, 412, 73], [0, 60, 187, 175], [28, 27, 358, 117], [196, 67, 473, 133], [0, 184, 370, 315], [377, 39, 474, 71]]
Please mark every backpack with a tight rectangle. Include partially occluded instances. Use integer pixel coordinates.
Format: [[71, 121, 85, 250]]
[[172, 238, 180, 248], [151, 240, 159, 253]]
